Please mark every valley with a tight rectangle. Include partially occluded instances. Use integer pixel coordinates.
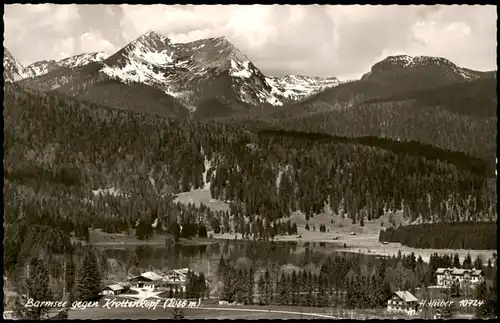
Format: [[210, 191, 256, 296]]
[[3, 14, 497, 320]]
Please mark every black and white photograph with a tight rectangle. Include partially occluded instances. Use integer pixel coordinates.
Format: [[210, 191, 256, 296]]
[[2, 4, 497, 320]]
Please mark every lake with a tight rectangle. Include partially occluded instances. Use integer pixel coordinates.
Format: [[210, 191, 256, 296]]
[[99, 240, 373, 282]]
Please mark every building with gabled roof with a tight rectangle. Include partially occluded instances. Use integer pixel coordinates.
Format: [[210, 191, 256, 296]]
[[436, 267, 484, 288], [128, 271, 163, 290], [102, 284, 126, 296], [386, 290, 419, 315]]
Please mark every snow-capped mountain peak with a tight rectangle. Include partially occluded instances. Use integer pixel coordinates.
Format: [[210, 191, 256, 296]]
[[99, 31, 178, 91], [17, 31, 343, 115], [118, 30, 173, 58], [265, 75, 341, 101], [57, 51, 109, 68], [99, 31, 290, 107], [4, 48, 28, 82], [23, 51, 109, 79], [376, 55, 457, 69], [361, 54, 488, 86]]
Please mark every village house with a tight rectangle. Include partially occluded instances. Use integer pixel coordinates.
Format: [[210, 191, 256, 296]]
[[127, 268, 208, 295], [162, 268, 189, 293], [164, 268, 188, 283], [386, 291, 419, 316], [101, 284, 126, 296], [128, 271, 163, 290], [435, 268, 484, 288]]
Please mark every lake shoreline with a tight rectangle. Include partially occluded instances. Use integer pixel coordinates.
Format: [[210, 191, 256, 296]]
[[87, 229, 495, 264]]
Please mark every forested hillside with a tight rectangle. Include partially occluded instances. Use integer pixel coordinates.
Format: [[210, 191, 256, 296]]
[[3, 72, 497, 309], [219, 249, 497, 316], [261, 78, 497, 162], [4, 83, 495, 232], [379, 222, 497, 250]]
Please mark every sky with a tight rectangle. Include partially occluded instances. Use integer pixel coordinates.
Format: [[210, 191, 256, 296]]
[[3, 4, 497, 80]]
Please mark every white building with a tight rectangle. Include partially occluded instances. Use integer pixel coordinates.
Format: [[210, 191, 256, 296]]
[[386, 291, 419, 316], [163, 268, 188, 283], [128, 271, 163, 290], [102, 284, 126, 296], [436, 268, 484, 288]]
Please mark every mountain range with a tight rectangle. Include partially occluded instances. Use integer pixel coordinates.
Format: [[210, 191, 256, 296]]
[[4, 31, 342, 117], [3, 30, 497, 160], [23, 51, 109, 79], [5, 31, 495, 118]]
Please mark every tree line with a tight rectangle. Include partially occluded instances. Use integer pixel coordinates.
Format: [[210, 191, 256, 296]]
[[5, 85, 494, 228], [218, 251, 496, 317], [3, 82, 496, 298], [13, 247, 103, 320], [379, 222, 497, 250], [263, 78, 496, 162]]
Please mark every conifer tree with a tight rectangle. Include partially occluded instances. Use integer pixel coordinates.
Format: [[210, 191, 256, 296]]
[[257, 274, 266, 305], [14, 258, 53, 320], [278, 273, 288, 305], [452, 253, 461, 268], [75, 248, 102, 301], [473, 255, 483, 269], [462, 253, 473, 269], [217, 255, 226, 279], [64, 256, 77, 302]]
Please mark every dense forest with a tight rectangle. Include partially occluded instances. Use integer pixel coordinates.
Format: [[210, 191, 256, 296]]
[[263, 78, 497, 162], [379, 222, 497, 250], [4, 83, 496, 244], [218, 251, 497, 318], [363, 78, 497, 118], [264, 100, 496, 163], [3, 82, 497, 309]]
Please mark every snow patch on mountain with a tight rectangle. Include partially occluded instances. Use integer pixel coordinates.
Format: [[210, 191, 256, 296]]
[[92, 187, 127, 197], [203, 158, 212, 190], [101, 57, 167, 85], [23, 51, 109, 78], [369, 55, 482, 82], [25, 62, 53, 78], [100, 34, 185, 99], [58, 52, 109, 68], [256, 88, 283, 106], [4, 48, 29, 82], [230, 59, 253, 78], [129, 38, 174, 67], [192, 44, 206, 51], [266, 75, 341, 101]]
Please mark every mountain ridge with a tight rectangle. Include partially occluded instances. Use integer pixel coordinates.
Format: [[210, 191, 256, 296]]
[[3, 48, 29, 82], [6, 31, 342, 117], [5, 31, 496, 120], [361, 54, 495, 88]]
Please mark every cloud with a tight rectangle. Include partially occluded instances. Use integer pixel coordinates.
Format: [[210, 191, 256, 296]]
[[3, 4, 497, 79], [4, 4, 81, 64], [79, 32, 116, 54]]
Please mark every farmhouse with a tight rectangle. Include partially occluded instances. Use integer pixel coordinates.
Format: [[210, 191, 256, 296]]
[[102, 284, 126, 296], [161, 268, 188, 293], [164, 268, 188, 283], [128, 271, 163, 290], [386, 291, 419, 316], [470, 269, 485, 284], [127, 268, 206, 294], [435, 268, 484, 288]]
